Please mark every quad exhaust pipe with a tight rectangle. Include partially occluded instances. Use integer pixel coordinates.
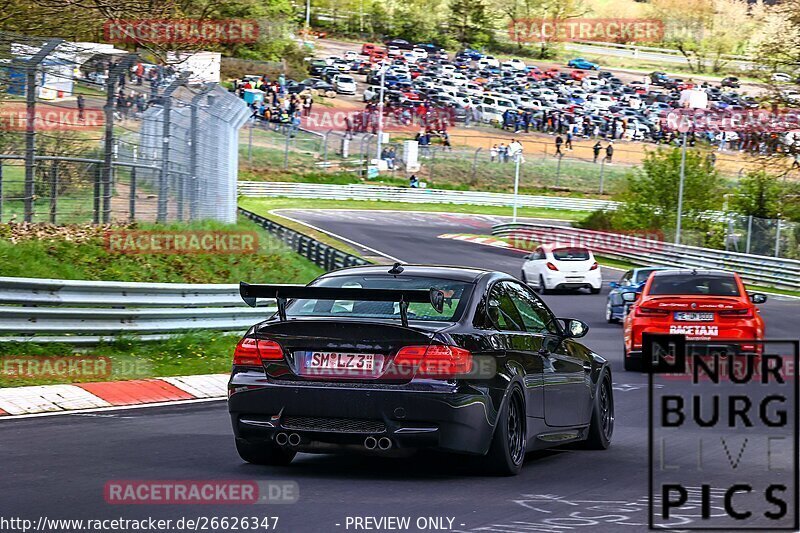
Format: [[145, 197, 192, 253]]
[[288, 433, 301, 446], [364, 436, 377, 450], [378, 437, 392, 450], [275, 432, 288, 445]]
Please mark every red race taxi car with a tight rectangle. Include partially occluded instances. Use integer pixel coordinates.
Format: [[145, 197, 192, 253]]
[[622, 269, 767, 371]]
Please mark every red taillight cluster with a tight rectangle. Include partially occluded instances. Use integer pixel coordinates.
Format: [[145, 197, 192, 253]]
[[546, 262, 559, 271], [719, 308, 753, 318], [233, 337, 284, 366], [590, 261, 599, 270], [635, 306, 669, 317], [393, 345, 473, 378]]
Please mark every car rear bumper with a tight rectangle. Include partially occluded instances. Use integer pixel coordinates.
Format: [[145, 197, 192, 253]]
[[228, 373, 497, 455]]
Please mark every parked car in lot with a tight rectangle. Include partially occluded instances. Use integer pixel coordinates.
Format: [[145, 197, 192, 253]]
[[605, 266, 671, 323], [567, 58, 599, 70], [520, 244, 602, 294], [721, 76, 740, 88], [230, 264, 614, 475], [334, 74, 357, 95], [622, 270, 767, 371]]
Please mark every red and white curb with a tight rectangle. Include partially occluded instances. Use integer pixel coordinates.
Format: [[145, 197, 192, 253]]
[[438, 233, 519, 251], [0, 374, 228, 417]]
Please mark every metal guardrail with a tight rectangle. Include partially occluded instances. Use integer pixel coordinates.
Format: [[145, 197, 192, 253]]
[[0, 277, 276, 342], [238, 182, 620, 212], [0, 209, 367, 343], [239, 207, 369, 270], [492, 223, 800, 291]]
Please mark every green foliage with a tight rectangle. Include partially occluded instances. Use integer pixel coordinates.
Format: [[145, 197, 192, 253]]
[[730, 170, 782, 219], [448, 0, 494, 48]]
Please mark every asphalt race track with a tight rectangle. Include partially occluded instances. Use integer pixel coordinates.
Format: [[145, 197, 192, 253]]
[[1, 210, 797, 533]]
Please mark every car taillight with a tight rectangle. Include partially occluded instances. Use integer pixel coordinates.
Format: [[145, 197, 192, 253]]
[[233, 337, 283, 366], [546, 262, 559, 271], [590, 262, 599, 270], [719, 309, 753, 318], [393, 345, 473, 378], [635, 307, 669, 317]]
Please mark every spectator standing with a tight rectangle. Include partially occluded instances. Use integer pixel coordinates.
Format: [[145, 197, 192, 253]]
[[490, 144, 498, 162], [555, 135, 564, 156], [76, 94, 85, 121], [593, 141, 602, 163], [606, 141, 614, 163]]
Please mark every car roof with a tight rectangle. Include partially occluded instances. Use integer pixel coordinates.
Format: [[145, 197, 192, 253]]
[[651, 269, 735, 278], [321, 264, 492, 282], [541, 242, 590, 251]]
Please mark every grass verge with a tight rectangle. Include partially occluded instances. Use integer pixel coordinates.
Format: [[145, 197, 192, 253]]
[[0, 331, 241, 387]]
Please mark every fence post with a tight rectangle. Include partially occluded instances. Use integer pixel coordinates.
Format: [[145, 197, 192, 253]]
[[23, 39, 62, 223], [774, 219, 782, 257], [103, 54, 135, 224], [157, 74, 189, 223], [598, 157, 606, 195], [0, 160, 3, 223], [745, 215, 752, 254], [471, 148, 481, 183], [49, 159, 58, 224], [555, 154, 562, 188], [129, 166, 137, 222], [283, 124, 291, 170], [248, 118, 253, 165], [188, 84, 214, 221], [430, 149, 436, 182], [93, 163, 101, 224]]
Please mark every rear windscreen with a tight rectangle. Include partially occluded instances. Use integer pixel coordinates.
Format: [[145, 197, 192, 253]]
[[286, 275, 473, 322], [634, 269, 661, 283], [648, 275, 741, 296], [552, 248, 590, 261]]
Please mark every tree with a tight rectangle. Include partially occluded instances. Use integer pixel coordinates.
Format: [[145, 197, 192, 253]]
[[730, 171, 782, 220], [449, 0, 493, 48], [612, 148, 723, 245]]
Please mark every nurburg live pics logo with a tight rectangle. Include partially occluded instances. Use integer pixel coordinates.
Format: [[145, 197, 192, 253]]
[[645, 334, 799, 530]]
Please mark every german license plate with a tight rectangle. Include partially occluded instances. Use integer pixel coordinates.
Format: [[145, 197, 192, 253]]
[[306, 352, 375, 371], [674, 312, 714, 322]]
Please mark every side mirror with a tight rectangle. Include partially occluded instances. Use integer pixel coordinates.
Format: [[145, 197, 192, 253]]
[[749, 293, 767, 304], [609, 281, 619, 289], [558, 318, 589, 339], [621, 291, 638, 303]]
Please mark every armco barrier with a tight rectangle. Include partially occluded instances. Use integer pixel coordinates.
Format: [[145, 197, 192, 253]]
[[239, 206, 368, 270], [0, 277, 275, 343], [237, 181, 619, 212], [492, 223, 800, 291], [0, 212, 368, 344]]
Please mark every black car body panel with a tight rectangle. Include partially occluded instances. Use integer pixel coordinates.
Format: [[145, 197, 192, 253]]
[[228, 265, 611, 460]]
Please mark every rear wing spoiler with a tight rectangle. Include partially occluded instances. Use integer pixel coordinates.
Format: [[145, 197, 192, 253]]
[[239, 282, 445, 327]]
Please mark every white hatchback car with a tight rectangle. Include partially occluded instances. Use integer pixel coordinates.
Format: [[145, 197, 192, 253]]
[[521, 244, 602, 294]]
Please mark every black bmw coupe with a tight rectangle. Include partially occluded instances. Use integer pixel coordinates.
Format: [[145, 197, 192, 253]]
[[229, 264, 614, 475]]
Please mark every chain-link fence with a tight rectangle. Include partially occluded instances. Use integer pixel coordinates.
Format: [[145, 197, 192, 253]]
[[723, 213, 800, 259], [0, 32, 248, 224]]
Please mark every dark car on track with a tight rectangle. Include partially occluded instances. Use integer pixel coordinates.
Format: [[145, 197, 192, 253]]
[[605, 266, 671, 323], [229, 264, 614, 475]]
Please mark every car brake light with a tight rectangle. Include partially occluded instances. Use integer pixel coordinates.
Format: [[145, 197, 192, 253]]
[[635, 307, 669, 317], [393, 345, 473, 378], [233, 337, 283, 366], [590, 262, 599, 270], [719, 309, 753, 318], [546, 262, 559, 271]]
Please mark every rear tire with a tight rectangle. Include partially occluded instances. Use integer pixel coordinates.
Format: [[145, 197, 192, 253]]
[[605, 302, 618, 324], [538, 275, 550, 295], [520, 271, 528, 284], [583, 372, 614, 449], [235, 438, 296, 466], [484, 386, 526, 476], [623, 348, 642, 372], [590, 287, 601, 295]]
